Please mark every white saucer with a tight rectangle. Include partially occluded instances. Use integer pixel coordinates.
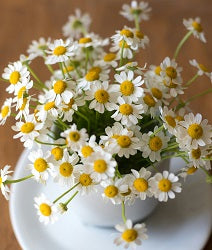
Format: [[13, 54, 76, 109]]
[[9, 148, 212, 250]]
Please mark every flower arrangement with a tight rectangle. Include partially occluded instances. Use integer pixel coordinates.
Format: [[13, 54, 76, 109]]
[[0, 1, 212, 248]]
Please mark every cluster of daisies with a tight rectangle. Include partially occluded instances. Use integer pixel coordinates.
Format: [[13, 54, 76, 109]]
[[0, 1, 211, 249]]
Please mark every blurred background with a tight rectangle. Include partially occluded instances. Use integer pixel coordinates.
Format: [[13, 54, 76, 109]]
[[0, 0, 211, 249]]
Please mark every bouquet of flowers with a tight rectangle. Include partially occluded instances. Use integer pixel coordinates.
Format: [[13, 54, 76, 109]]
[[0, 1, 211, 248]]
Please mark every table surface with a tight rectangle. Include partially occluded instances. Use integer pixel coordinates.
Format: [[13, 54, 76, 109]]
[[0, 0, 211, 249]]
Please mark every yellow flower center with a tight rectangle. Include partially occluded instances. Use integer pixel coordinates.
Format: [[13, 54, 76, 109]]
[[191, 148, 201, 159], [119, 104, 133, 115], [175, 115, 184, 122], [79, 173, 92, 186], [117, 135, 131, 148], [122, 229, 138, 242], [85, 70, 99, 82], [79, 37, 92, 44], [135, 30, 144, 39], [93, 159, 107, 173], [1, 106, 9, 118], [163, 80, 178, 88], [149, 136, 163, 151], [94, 89, 109, 103], [39, 203, 52, 216], [133, 178, 148, 192], [158, 178, 172, 192], [143, 94, 156, 107], [20, 122, 35, 133], [104, 185, 118, 198], [198, 63, 208, 72], [151, 87, 162, 99], [186, 166, 197, 175], [192, 21, 203, 32], [9, 71, 20, 84], [119, 40, 130, 48], [166, 66, 177, 79], [103, 53, 116, 62], [120, 81, 134, 96], [112, 134, 120, 139], [63, 98, 74, 111], [69, 131, 80, 142], [63, 65, 74, 74], [44, 101, 55, 111], [17, 87, 26, 99], [120, 29, 134, 38], [19, 98, 28, 111], [53, 80, 67, 94], [81, 145, 94, 157], [34, 158, 48, 172], [90, 67, 102, 74], [187, 123, 203, 139], [154, 66, 162, 75], [165, 115, 176, 128], [53, 46, 67, 56], [51, 147, 63, 161], [59, 162, 73, 177]]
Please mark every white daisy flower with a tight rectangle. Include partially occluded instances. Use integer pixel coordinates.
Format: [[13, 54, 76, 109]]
[[45, 39, 77, 65], [111, 28, 135, 49], [101, 122, 140, 158], [160, 106, 178, 134], [84, 149, 116, 182], [0, 165, 13, 200], [149, 171, 182, 202], [62, 9, 91, 39], [140, 126, 170, 162], [0, 98, 13, 125], [110, 40, 135, 59], [139, 93, 161, 118], [183, 17, 206, 43], [120, 0, 152, 22], [50, 151, 80, 187], [189, 59, 212, 82], [114, 219, 148, 249], [14, 96, 30, 121], [101, 178, 128, 205], [78, 135, 97, 158], [111, 96, 143, 127], [78, 33, 101, 48], [178, 163, 198, 180], [2, 61, 30, 94], [51, 146, 64, 161], [98, 52, 118, 68], [175, 113, 212, 150], [27, 37, 51, 60], [85, 80, 118, 113], [113, 70, 144, 102], [45, 79, 74, 107], [12, 114, 43, 148], [128, 168, 153, 200], [34, 193, 58, 225], [36, 101, 58, 122], [133, 29, 149, 49], [61, 123, 88, 151], [116, 62, 146, 75], [27, 149, 52, 184]]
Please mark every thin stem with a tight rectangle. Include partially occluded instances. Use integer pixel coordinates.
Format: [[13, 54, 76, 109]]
[[121, 201, 127, 224], [185, 73, 199, 87], [35, 138, 65, 146], [185, 88, 212, 104], [46, 64, 55, 74], [119, 41, 126, 67], [0, 77, 9, 83], [150, 125, 164, 137], [53, 182, 80, 204], [85, 48, 89, 72], [140, 119, 157, 130], [5, 174, 33, 184], [64, 191, 79, 206], [59, 63, 65, 79], [62, 62, 72, 79], [134, 15, 140, 31], [174, 30, 193, 59], [161, 152, 187, 160], [57, 117, 69, 129]]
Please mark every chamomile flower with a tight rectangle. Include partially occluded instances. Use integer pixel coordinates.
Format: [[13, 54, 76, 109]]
[[111, 97, 143, 127], [98, 52, 118, 68], [45, 39, 77, 64], [114, 219, 148, 249], [113, 70, 144, 102], [78, 33, 100, 48], [140, 126, 170, 162], [112, 27, 135, 49], [101, 178, 128, 205], [129, 168, 153, 200], [160, 106, 178, 134], [78, 135, 97, 158], [175, 113, 212, 150], [62, 9, 91, 39], [36, 101, 58, 122], [27, 149, 51, 184], [34, 193, 58, 225], [116, 62, 146, 75], [110, 40, 135, 59], [187, 146, 211, 169], [2, 61, 30, 94], [50, 151, 80, 187], [0, 98, 13, 125], [183, 17, 206, 43], [120, 0, 152, 22], [178, 163, 198, 180], [85, 80, 118, 113], [149, 171, 182, 202], [133, 29, 149, 49], [27, 37, 51, 60], [0, 165, 13, 200], [140, 93, 161, 118], [61, 123, 88, 151], [189, 59, 212, 82], [12, 114, 43, 148], [84, 149, 116, 182], [14, 96, 30, 121], [13, 79, 33, 107]]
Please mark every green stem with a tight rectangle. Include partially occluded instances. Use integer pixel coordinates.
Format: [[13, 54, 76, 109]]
[[185, 88, 212, 104], [0, 77, 9, 83], [64, 191, 79, 206], [57, 117, 69, 129], [59, 63, 65, 79], [95, 111, 100, 130], [5, 174, 33, 184], [26, 65, 47, 90], [35, 138, 65, 146], [46, 64, 55, 74], [53, 182, 79, 204], [174, 30, 193, 59], [162, 143, 179, 152], [134, 15, 140, 31], [185, 73, 199, 87], [62, 62, 72, 79], [150, 125, 164, 137], [140, 119, 157, 130], [85, 48, 89, 72], [119, 41, 126, 67], [161, 152, 187, 160], [121, 201, 127, 224]]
